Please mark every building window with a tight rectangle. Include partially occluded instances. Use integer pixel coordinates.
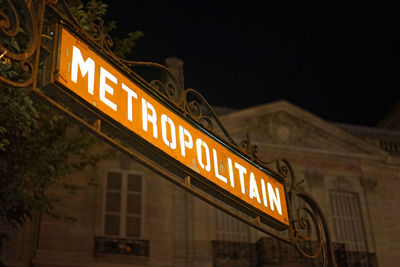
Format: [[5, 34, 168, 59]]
[[329, 191, 367, 252], [104, 170, 143, 238]]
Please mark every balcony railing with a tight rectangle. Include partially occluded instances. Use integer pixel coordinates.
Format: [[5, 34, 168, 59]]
[[94, 236, 149, 257], [334, 243, 378, 267], [212, 239, 379, 266], [212, 240, 257, 267]]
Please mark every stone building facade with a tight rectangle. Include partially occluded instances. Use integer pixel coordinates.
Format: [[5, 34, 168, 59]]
[[1, 98, 399, 267], [1, 56, 399, 266]]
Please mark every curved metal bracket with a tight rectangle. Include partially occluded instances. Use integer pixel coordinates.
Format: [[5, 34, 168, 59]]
[[272, 159, 337, 266], [0, 1, 337, 265], [0, 0, 44, 88]]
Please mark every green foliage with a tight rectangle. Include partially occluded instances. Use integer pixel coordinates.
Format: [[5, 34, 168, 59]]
[[0, 0, 143, 228], [69, 0, 143, 58], [0, 80, 111, 226], [0, 81, 113, 227], [114, 31, 144, 58], [69, 0, 109, 32]]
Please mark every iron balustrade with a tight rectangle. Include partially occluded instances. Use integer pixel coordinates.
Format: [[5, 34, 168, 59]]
[[94, 236, 149, 257]]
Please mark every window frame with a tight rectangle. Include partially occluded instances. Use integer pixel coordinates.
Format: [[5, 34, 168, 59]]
[[329, 190, 367, 252], [102, 169, 145, 238]]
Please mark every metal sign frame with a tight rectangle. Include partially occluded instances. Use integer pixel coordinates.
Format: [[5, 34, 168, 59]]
[[0, 0, 337, 265], [46, 23, 290, 230]]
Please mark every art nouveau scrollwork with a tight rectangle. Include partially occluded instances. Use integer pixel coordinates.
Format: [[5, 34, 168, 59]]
[[0, 0, 240, 153], [0, 0, 44, 88], [0, 0, 243, 159], [0, 1, 337, 265], [291, 190, 334, 264], [279, 159, 337, 266], [249, 157, 337, 266], [121, 58, 241, 150]]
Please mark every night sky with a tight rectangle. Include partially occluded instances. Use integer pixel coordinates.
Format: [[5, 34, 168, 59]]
[[103, 1, 398, 127]]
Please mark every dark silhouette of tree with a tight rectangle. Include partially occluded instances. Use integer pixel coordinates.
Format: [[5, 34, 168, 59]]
[[0, 0, 141, 229]]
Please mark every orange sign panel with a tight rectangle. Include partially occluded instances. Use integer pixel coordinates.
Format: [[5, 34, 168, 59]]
[[56, 27, 289, 227]]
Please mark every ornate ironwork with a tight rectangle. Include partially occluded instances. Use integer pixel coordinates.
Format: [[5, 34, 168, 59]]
[[333, 243, 378, 267], [121, 59, 242, 150], [0, 0, 44, 88], [212, 240, 257, 267], [94, 236, 149, 257], [260, 158, 337, 266], [0, 0, 338, 266]]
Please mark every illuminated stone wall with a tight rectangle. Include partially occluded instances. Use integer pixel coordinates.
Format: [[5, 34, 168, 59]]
[[2, 100, 399, 267]]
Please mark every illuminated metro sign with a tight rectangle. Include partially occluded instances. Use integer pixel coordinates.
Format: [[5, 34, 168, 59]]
[[53, 26, 289, 228]]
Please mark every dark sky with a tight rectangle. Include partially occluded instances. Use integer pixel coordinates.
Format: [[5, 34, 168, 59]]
[[103, 1, 398, 127]]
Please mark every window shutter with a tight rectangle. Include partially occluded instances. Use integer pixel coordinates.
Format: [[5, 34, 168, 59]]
[[329, 191, 367, 252], [104, 171, 143, 238]]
